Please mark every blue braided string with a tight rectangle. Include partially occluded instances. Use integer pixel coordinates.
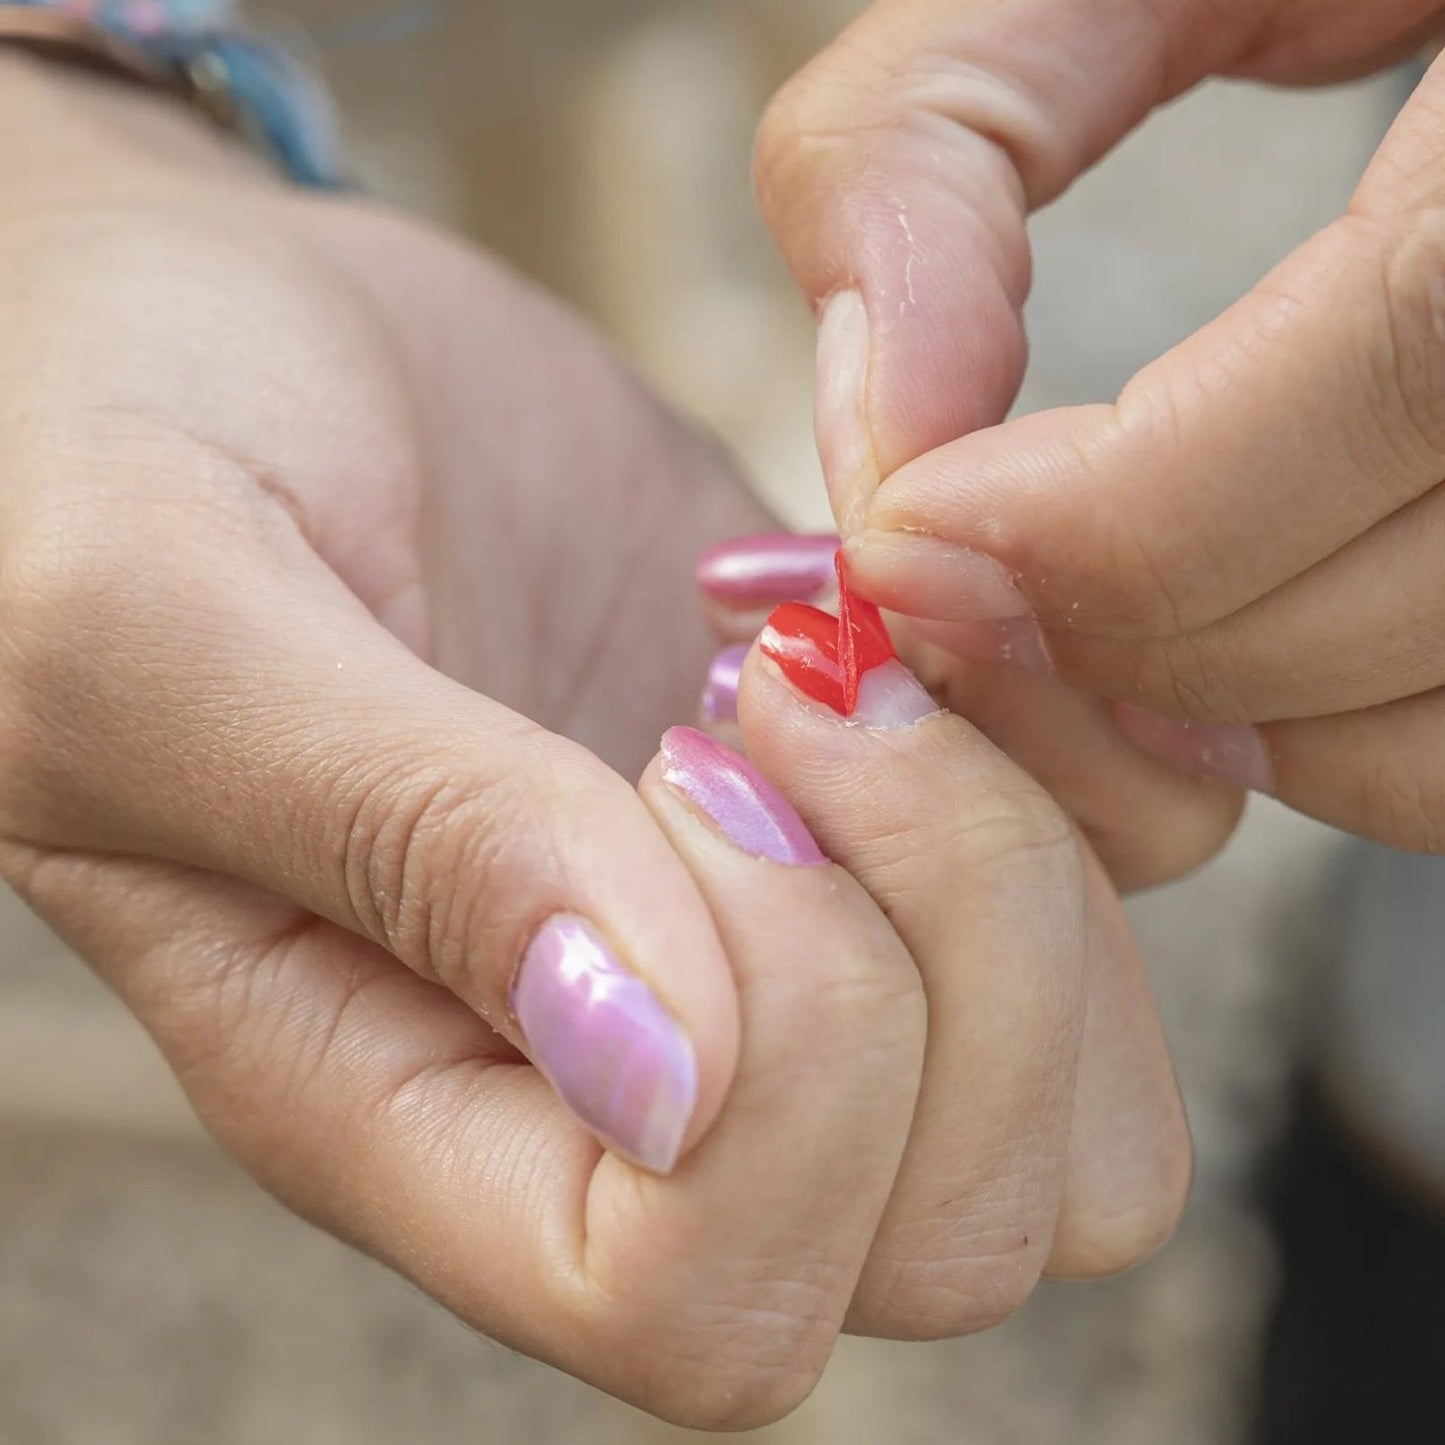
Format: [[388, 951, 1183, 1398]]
[[9, 0, 343, 188]]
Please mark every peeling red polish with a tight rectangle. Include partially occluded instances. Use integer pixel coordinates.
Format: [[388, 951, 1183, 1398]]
[[759, 551, 897, 717]]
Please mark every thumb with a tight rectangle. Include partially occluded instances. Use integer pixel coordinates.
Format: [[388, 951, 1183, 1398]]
[[754, 0, 1425, 532], [0, 501, 739, 1175]]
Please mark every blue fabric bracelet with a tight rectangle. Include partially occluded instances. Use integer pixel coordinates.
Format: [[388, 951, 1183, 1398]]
[[5, 0, 344, 188]]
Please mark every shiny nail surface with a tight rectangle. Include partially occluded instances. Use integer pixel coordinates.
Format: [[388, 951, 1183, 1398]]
[[511, 914, 696, 1173], [844, 533, 1052, 674], [695, 534, 839, 609], [662, 726, 826, 866], [700, 643, 748, 724], [760, 602, 938, 727], [847, 530, 1036, 614], [1114, 705, 1275, 794], [816, 290, 877, 534]]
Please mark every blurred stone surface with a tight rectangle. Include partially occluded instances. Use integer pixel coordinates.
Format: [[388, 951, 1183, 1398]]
[[0, 2, 1406, 1440]]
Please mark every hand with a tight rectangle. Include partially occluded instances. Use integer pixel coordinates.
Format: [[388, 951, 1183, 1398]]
[[757, 0, 1445, 850], [0, 57, 1188, 1426], [697, 533, 1243, 890]]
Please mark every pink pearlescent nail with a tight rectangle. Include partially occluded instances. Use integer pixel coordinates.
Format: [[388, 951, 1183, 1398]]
[[695, 533, 839, 609], [511, 915, 696, 1174], [700, 643, 748, 724], [1113, 704, 1275, 794], [661, 726, 826, 867]]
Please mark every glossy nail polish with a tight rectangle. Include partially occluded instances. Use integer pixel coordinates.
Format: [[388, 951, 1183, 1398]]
[[1114, 704, 1275, 794], [661, 726, 826, 866], [511, 915, 697, 1174], [759, 586, 937, 727], [700, 643, 748, 724], [695, 534, 839, 609]]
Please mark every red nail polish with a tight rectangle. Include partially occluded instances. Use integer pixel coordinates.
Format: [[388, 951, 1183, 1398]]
[[759, 551, 897, 716]]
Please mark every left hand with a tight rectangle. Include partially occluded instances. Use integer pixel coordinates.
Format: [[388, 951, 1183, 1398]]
[[755, 0, 1445, 851]]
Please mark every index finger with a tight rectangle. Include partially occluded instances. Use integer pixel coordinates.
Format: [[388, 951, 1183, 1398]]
[[755, 0, 1438, 532]]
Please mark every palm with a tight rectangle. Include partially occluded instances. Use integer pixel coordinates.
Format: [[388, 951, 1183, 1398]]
[[303, 202, 770, 776], [70, 191, 766, 780]]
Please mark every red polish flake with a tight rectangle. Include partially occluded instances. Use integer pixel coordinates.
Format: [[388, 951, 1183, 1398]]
[[834, 550, 894, 716], [759, 559, 898, 718]]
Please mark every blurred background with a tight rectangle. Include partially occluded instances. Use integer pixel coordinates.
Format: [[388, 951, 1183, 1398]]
[[2, 3, 1441, 1441]]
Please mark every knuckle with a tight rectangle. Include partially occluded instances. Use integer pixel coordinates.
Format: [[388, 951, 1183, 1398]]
[[339, 738, 547, 992], [622, 1305, 834, 1431], [854, 779, 1080, 928], [943, 784, 1077, 878], [849, 1161, 1057, 1340], [1131, 631, 1249, 726], [752, 63, 857, 230], [1375, 208, 1445, 465], [851, 1240, 1044, 1341], [1082, 393, 1210, 639]]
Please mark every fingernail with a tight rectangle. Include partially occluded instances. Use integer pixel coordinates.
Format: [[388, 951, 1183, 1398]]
[[853, 659, 946, 728], [511, 914, 697, 1174], [696, 534, 839, 610], [816, 290, 877, 535], [700, 643, 748, 724], [847, 532, 1052, 675], [1113, 705, 1275, 794], [906, 616, 1054, 677], [849, 532, 1032, 620], [759, 602, 939, 728], [661, 726, 826, 866]]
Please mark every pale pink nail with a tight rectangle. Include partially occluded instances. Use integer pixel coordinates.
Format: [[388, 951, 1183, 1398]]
[[696, 534, 839, 609], [661, 726, 826, 866], [511, 915, 697, 1174], [851, 659, 942, 729], [700, 644, 748, 724], [815, 290, 877, 535], [1114, 704, 1275, 793], [907, 615, 1054, 677], [847, 530, 1033, 616]]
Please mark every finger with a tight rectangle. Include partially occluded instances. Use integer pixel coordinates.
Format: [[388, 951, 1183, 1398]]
[[738, 608, 1187, 1331], [0, 495, 739, 1175], [1048, 841, 1192, 1279], [1116, 684, 1445, 852], [698, 537, 1242, 889], [1084, 480, 1445, 723], [7, 751, 925, 1427], [903, 621, 1245, 892], [754, 0, 1438, 535], [853, 55, 1445, 695]]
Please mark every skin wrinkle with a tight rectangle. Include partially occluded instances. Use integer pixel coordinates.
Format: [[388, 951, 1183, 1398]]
[[0, 27, 1259, 1418], [1377, 214, 1445, 463]]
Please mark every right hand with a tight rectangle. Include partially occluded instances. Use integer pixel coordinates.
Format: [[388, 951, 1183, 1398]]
[[0, 55, 1186, 1426]]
